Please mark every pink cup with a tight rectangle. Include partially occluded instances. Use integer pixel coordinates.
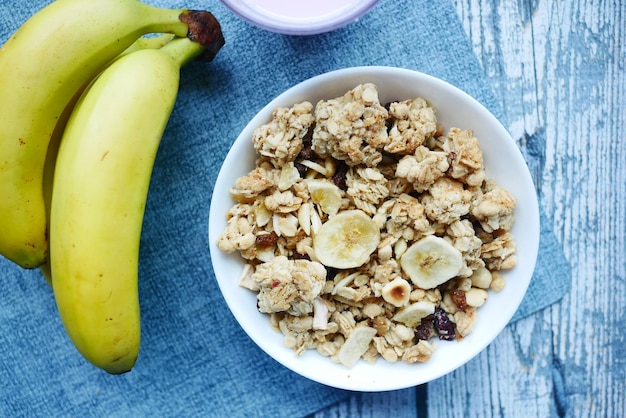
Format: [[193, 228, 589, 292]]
[[220, 0, 380, 35]]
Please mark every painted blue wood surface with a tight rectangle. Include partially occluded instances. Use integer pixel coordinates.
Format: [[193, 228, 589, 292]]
[[314, 0, 626, 416]]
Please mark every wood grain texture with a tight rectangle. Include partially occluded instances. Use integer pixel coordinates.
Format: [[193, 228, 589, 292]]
[[445, 1, 626, 417], [314, 0, 625, 416]]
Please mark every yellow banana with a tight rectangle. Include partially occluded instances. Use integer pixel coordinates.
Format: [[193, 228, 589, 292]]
[[39, 34, 176, 288], [0, 0, 214, 269], [50, 36, 220, 374]]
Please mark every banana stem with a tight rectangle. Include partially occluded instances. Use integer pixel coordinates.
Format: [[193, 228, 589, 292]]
[[159, 37, 207, 67], [139, 3, 189, 37], [179, 10, 225, 62]]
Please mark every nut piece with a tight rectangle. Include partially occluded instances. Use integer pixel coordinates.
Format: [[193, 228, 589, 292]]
[[470, 266, 492, 289], [465, 288, 488, 307], [381, 277, 412, 307]]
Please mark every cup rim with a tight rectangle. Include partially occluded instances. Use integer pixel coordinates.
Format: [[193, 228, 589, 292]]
[[220, 0, 380, 35]]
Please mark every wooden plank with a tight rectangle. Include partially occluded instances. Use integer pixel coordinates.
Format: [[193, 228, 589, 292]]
[[430, 0, 626, 417], [311, 388, 421, 418]]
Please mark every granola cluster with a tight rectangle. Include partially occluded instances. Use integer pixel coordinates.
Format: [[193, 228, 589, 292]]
[[217, 84, 517, 368]]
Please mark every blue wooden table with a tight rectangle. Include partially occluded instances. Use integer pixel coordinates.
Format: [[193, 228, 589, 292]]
[[313, 1, 626, 416]]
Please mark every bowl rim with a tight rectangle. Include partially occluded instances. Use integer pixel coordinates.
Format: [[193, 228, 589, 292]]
[[208, 66, 540, 391], [219, 0, 380, 35]]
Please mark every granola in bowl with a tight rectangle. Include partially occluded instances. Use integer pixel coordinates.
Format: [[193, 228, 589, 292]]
[[208, 67, 539, 391]]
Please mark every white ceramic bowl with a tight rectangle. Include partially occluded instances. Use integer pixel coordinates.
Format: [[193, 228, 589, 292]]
[[220, 0, 379, 35], [208, 66, 540, 391]]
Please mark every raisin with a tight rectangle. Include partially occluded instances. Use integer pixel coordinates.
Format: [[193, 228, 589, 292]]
[[302, 127, 314, 142], [297, 141, 315, 160], [433, 307, 456, 341], [325, 267, 339, 280], [373, 316, 389, 336], [292, 252, 310, 261], [450, 288, 467, 311], [255, 231, 278, 248], [295, 161, 309, 177], [416, 316, 434, 341], [331, 161, 349, 190]]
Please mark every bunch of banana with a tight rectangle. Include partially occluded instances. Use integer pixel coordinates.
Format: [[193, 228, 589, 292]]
[[0, 0, 225, 373], [0, 0, 223, 269]]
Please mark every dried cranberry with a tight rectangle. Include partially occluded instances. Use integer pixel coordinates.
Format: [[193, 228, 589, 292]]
[[416, 317, 434, 341], [433, 307, 456, 341]]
